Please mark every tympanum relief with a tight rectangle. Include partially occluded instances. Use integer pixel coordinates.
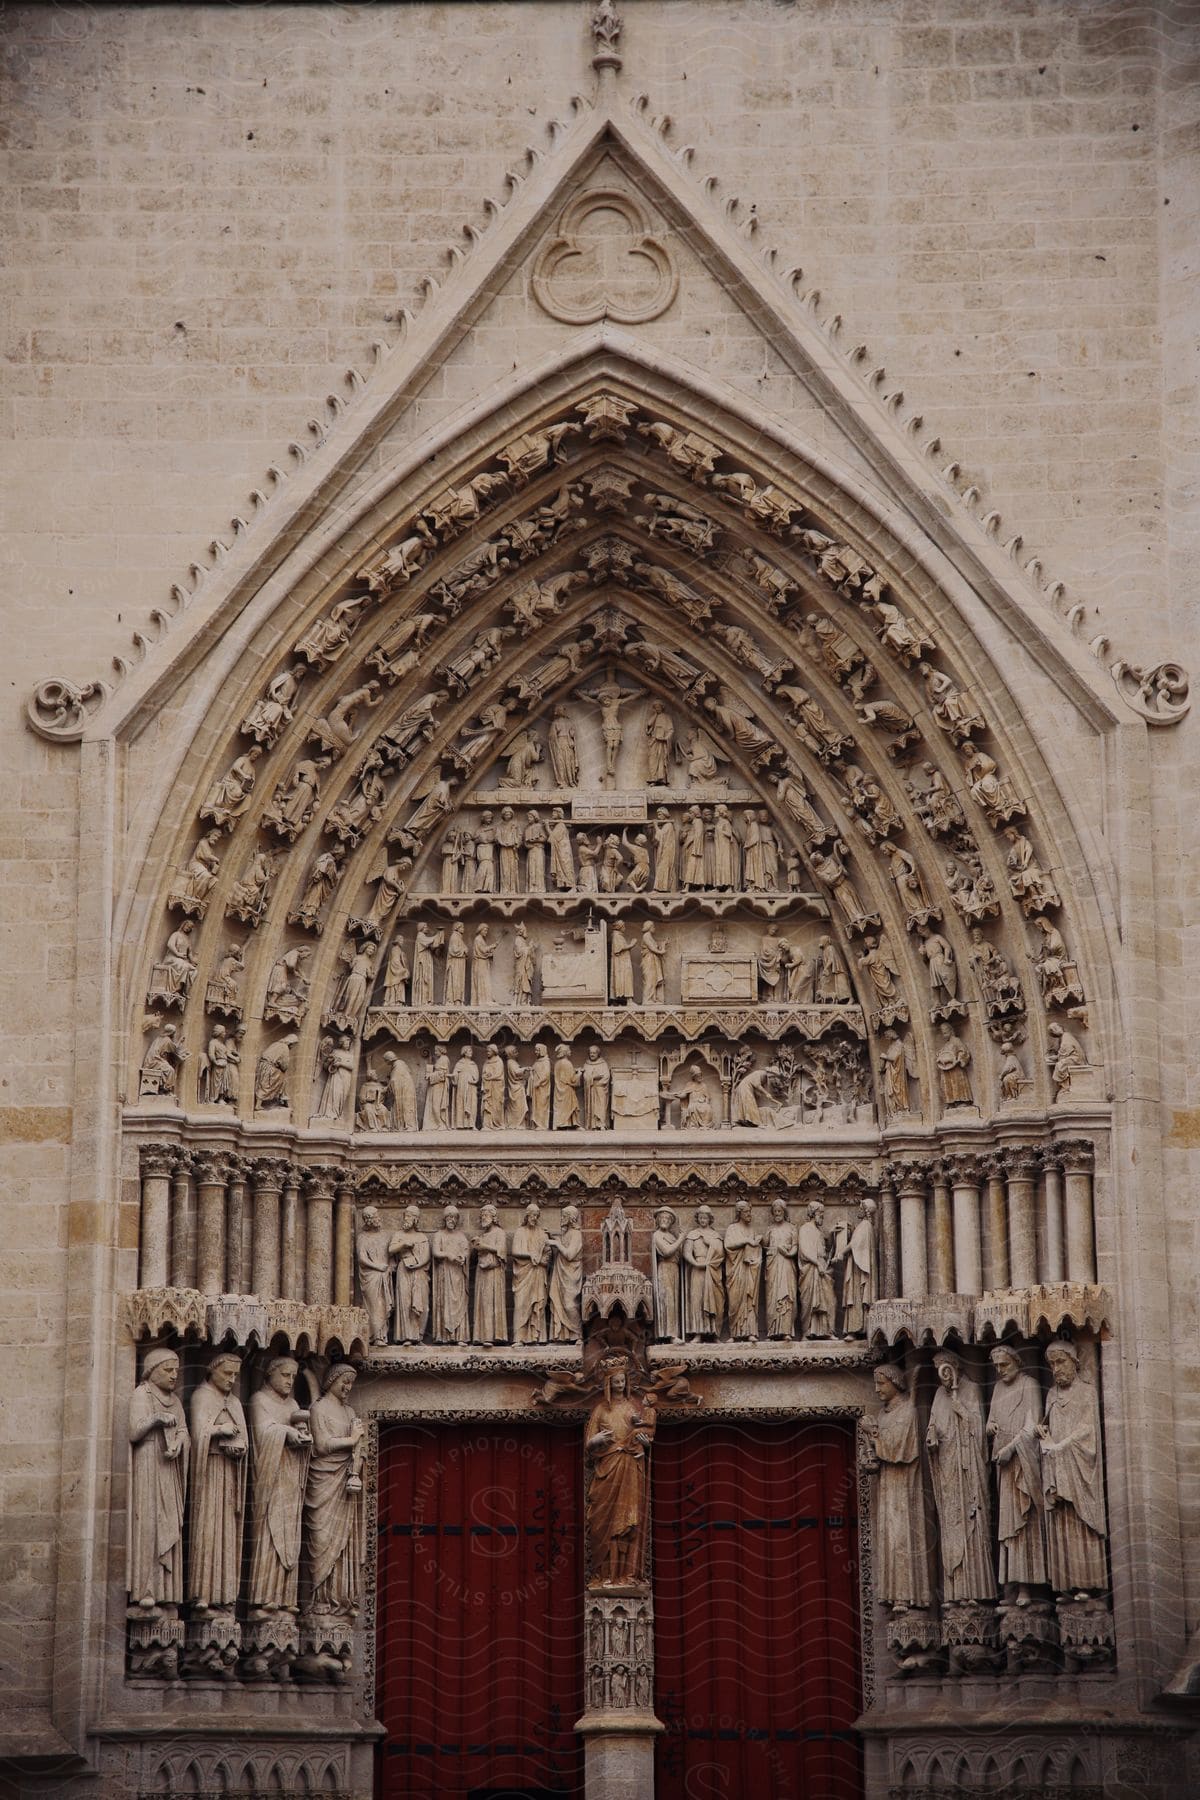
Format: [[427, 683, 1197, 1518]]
[[133, 388, 1100, 1134]]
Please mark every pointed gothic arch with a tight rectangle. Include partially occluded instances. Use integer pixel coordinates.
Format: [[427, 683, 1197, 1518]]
[[124, 353, 1112, 1154]]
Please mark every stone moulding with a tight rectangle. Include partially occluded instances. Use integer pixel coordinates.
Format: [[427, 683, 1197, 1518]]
[[868, 1283, 1114, 1348], [867, 1295, 976, 1348], [531, 187, 678, 325], [122, 1288, 369, 1357]]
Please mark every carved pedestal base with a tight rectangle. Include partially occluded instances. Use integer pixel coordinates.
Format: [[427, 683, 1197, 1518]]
[[295, 1606, 355, 1683], [885, 1606, 942, 1673], [241, 1608, 299, 1682], [576, 1589, 662, 1800], [941, 1599, 1001, 1675], [1056, 1594, 1115, 1672], [127, 1607, 185, 1679], [997, 1599, 1057, 1673], [183, 1608, 241, 1678]]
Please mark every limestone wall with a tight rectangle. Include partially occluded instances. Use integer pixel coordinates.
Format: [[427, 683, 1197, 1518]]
[[2, 2, 1198, 1786]]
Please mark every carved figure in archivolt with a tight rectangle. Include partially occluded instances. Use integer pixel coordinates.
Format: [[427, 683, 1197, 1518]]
[[248, 1356, 311, 1611], [390, 1207, 431, 1346], [356, 1207, 392, 1347], [432, 1205, 471, 1344], [304, 1365, 365, 1613], [200, 1024, 241, 1105], [869, 1364, 932, 1611], [128, 1347, 189, 1612], [242, 663, 306, 745], [585, 1358, 656, 1589], [925, 1351, 996, 1603], [472, 1203, 509, 1344], [798, 1201, 836, 1338], [147, 922, 198, 1010], [878, 1028, 916, 1121], [255, 1033, 297, 1110], [683, 1206, 725, 1340], [168, 831, 222, 917], [316, 1036, 354, 1122], [1032, 918, 1085, 1009], [986, 1344, 1047, 1602], [1047, 1022, 1091, 1098], [290, 846, 344, 931], [765, 1198, 798, 1340], [840, 1198, 877, 1337], [205, 941, 245, 1016], [724, 1199, 763, 1341], [140, 1023, 185, 1099], [1038, 1341, 1108, 1597], [1004, 826, 1060, 914], [187, 1351, 248, 1614], [936, 1025, 974, 1108], [200, 747, 262, 831]]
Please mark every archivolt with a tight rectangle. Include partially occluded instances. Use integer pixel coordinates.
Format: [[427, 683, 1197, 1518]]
[[124, 356, 1109, 1140]]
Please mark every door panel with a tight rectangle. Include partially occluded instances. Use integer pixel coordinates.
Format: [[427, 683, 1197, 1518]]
[[377, 1423, 584, 1800], [653, 1420, 863, 1800]]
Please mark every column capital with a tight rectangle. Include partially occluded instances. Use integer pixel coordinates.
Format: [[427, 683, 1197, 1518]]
[[886, 1158, 930, 1198], [139, 1142, 179, 1180], [1003, 1144, 1041, 1181], [192, 1148, 233, 1186], [944, 1150, 984, 1186], [1055, 1137, 1095, 1175], [250, 1155, 290, 1192], [303, 1162, 345, 1200]]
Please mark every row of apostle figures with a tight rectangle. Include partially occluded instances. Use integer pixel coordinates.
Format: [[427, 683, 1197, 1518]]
[[869, 1341, 1109, 1618], [356, 1201, 583, 1347], [652, 1197, 876, 1342], [127, 1347, 363, 1634]]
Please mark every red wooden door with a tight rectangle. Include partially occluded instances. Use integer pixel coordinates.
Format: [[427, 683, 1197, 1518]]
[[653, 1420, 863, 1800], [377, 1423, 584, 1800]]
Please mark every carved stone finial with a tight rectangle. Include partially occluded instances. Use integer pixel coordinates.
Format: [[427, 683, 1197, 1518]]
[[26, 676, 108, 741], [591, 0, 622, 75], [1111, 658, 1190, 724]]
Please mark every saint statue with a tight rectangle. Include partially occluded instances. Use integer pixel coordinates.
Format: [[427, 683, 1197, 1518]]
[[247, 1356, 312, 1611], [651, 1207, 684, 1343], [839, 1198, 877, 1336], [585, 1359, 656, 1587], [765, 1199, 798, 1340], [431, 1206, 471, 1344], [1038, 1341, 1108, 1597], [547, 1204, 583, 1342], [925, 1350, 996, 1602], [303, 1365, 365, 1613], [188, 1351, 248, 1614], [683, 1206, 725, 1339], [356, 1207, 393, 1346], [472, 1204, 509, 1344], [389, 1206, 430, 1345], [723, 1199, 763, 1340], [552, 1045, 580, 1128], [512, 1201, 551, 1344], [870, 1364, 932, 1610], [797, 1201, 835, 1338], [986, 1343, 1047, 1602], [581, 1046, 612, 1129], [127, 1347, 189, 1612]]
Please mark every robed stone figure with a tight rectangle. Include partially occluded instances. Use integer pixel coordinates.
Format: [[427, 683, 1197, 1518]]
[[585, 1360, 657, 1588], [840, 1198, 877, 1337], [986, 1343, 1046, 1600], [924, 1351, 996, 1603], [188, 1351, 248, 1610], [356, 1206, 393, 1346], [870, 1363, 932, 1610], [547, 1204, 583, 1342], [1038, 1340, 1108, 1596], [651, 1208, 684, 1343], [797, 1202, 836, 1338], [723, 1200, 762, 1341], [472, 1204, 509, 1344], [765, 1199, 798, 1340], [389, 1207, 430, 1345], [128, 1347, 189, 1611], [304, 1365, 365, 1612], [432, 1206, 471, 1344], [512, 1202, 551, 1344], [248, 1356, 312, 1611], [683, 1206, 725, 1339]]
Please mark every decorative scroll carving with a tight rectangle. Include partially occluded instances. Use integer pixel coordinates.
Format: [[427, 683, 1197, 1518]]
[[1111, 657, 1191, 724], [26, 675, 108, 741]]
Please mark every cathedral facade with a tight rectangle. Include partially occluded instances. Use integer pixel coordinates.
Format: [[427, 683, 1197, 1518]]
[[3, 4, 1199, 1797]]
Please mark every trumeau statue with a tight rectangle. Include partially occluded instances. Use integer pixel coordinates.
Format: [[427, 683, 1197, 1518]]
[[303, 1365, 365, 1613], [128, 1347, 189, 1612], [869, 1363, 932, 1611], [248, 1356, 312, 1612], [924, 1350, 996, 1603], [986, 1343, 1047, 1603], [188, 1350, 248, 1613], [585, 1356, 656, 1589], [1039, 1341, 1108, 1597]]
